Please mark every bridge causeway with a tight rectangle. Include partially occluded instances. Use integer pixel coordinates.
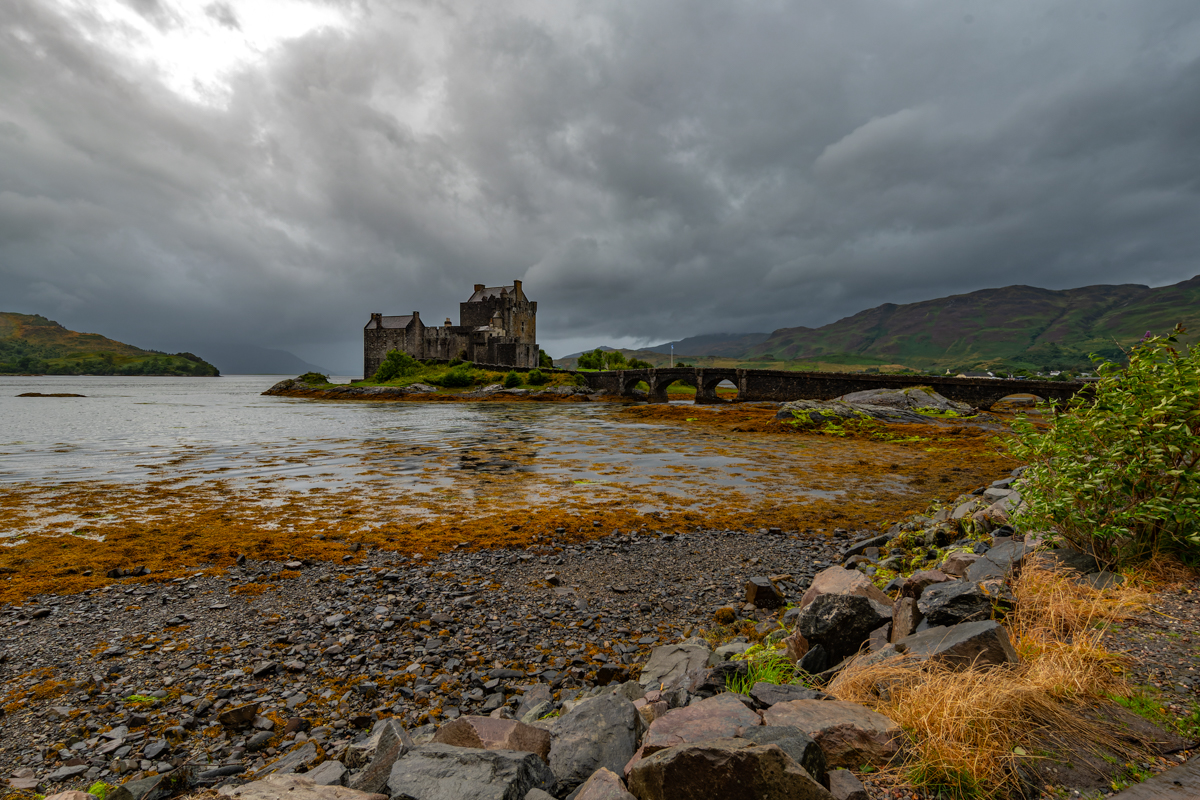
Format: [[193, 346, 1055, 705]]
[[579, 367, 1089, 409]]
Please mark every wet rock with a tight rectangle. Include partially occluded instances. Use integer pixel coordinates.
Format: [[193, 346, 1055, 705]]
[[745, 577, 786, 609], [387, 743, 554, 800], [218, 774, 386, 800], [917, 580, 1012, 628], [762, 701, 901, 768], [45, 765, 89, 783], [640, 693, 762, 757], [842, 532, 894, 560], [549, 693, 643, 797], [433, 716, 552, 763], [892, 621, 1019, 669], [638, 645, 710, 691], [572, 767, 635, 800], [798, 594, 892, 664], [798, 566, 891, 610], [796, 645, 828, 675], [627, 738, 835, 800]]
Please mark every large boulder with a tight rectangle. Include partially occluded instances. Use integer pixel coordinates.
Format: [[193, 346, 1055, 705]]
[[386, 744, 554, 800], [348, 719, 415, 794], [762, 701, 901, 768], [433, 717, 551, 763], [798, 594, 892, 664], [219, 774, 385, 800], [917, 580, 1012, 629], [776, 399, 933, 425], [640, 693, 762, 757], [798, 566, 891, 610], [627, 739, 835, 800], [549, 693, 643, 797], [572, 768, 636, 800], [639, 645, 710, 691], [737, 725, 828, 789], [893, 621, 1019, 669], [898, 570, 952, 599], [838, 387, 973, 415]]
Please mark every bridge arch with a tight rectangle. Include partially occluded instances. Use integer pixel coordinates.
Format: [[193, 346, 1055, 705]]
[[651, 374, 698, 403]]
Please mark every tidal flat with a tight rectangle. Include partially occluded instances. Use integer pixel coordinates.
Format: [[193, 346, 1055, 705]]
[[0, 375, 1013, 603]]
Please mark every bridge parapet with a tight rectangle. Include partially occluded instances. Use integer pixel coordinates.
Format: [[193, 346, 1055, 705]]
[[578, 367, 1089, 409]]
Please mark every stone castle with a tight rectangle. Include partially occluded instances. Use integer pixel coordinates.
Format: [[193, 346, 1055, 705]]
[[364, 280, 539, 378]]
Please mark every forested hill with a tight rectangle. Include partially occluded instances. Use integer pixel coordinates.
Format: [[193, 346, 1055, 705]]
[[0, 313, 219, 376]]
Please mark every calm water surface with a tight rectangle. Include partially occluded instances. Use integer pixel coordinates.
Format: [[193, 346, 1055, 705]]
[[0, 375, 758, 491]]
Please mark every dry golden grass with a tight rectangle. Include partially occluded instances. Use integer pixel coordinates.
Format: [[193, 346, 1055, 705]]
[[826, 563, 1155, 799]]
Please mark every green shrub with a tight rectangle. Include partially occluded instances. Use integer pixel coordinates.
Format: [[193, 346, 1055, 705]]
[[298, 372, 329, 385], [503, 371, 522, 388], [1008, 325, 1200, 567], [527, 369, 548, 386], [435, 366, 476, 388], [539, 349, 554, 369], [374, 349, 421, 382]]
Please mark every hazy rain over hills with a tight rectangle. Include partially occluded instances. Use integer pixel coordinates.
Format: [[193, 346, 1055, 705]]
[[2, 1, 1200, 370]]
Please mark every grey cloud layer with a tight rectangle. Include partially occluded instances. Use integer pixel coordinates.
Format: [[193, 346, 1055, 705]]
[[2, 0, 1199, 363]]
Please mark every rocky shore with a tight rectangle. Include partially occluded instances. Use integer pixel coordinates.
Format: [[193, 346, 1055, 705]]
[[4, 465, 1195, 799]]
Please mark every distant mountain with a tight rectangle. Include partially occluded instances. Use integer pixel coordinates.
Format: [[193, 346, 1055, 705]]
[[176, 343, 333, 376], [644, 332, 770, 357], [746, 275, 1200, 371], [0, 313, 219, 376]]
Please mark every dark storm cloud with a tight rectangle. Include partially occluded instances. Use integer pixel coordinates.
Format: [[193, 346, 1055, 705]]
[[2, 0, 1199, 368]]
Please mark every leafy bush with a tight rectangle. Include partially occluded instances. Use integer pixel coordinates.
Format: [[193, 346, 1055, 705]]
[[434, 366, 476, 387], [527, 369, 548, 386], [539, 349, 554, 369], [503, 371, 521, 388], [374, 349, 421, 382], [628, 358, 653, 369], [1008, 326, 1200, 567], [298, 372, 329, 385]]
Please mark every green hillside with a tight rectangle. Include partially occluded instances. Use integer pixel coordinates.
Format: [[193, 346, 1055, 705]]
[[746, 276, 1200, 372], [0, 313, 219, 376]]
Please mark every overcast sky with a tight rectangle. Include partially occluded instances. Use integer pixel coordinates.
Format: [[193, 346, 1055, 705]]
[[3, 0, 1199, 371]]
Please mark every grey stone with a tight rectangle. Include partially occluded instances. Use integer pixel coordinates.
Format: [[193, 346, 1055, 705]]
[[748, 683, 831, 708], [549, 693, 643, 797], [798, 594, 892, 664], [917, 580, 1012, 628], [796, 645, 828, 675], [524, 790, 556, 800], [257, 741, 320, 777], [738, 725, 828, 788], [307, 760, 348, 786], [348, 718, 415, 794], [890, 597, 922, 643], [217, 774, 386, 800], [842, 532, 894, 559], [516, 685, 553, 720], [965, 540, 1035, 581], [387, 743, 554, 800], [828, 769, 868, 800], [638, 645, 710, 691], [46, 765, 89, 782], [893, 620, 1019, 668]]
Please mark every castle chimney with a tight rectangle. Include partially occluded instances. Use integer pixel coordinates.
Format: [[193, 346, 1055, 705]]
[[444, 318, 452, 327], [474, 284, 485, 293], [412, 311, 420, 323], [513, 279, 522, 296], [370, 312, 382, 328]]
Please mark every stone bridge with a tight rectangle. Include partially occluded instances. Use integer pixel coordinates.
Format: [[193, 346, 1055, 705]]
[[579, 367, 1090, 409]]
